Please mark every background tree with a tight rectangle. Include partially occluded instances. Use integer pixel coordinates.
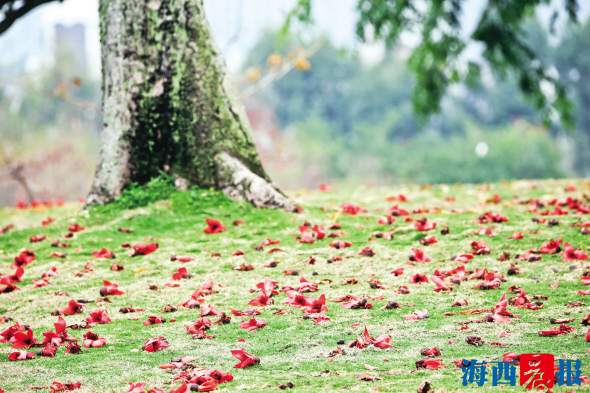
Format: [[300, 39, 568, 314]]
[[290, 0, 579, 128], [1, 0, 293, 209]]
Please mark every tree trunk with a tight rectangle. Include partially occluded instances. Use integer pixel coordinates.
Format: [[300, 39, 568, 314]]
[[87, 0, 293, 209]]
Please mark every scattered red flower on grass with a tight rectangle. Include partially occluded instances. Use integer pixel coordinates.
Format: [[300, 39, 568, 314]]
[[100, 280, 125, 296], [416, 358, 443, 370], [131, 242, 159, 256], [411, 273, 429, 284], [142, 336, 170, 352], [349, 327, 391, 349], [49, 381, 81, 392], [92, 248, 115, 259], [231, 348, 259, 368], [171, 255, 193, 263], [330, 240, 352, 249], [68, 223, 85, 233], [389, 205, 409, 216], [61, 299, 84, 316], [420, 235, 438, 246], [172, 267, 190, 280], [409, 248, 430, 262], [239, 318, 267, 332], [14, 249, 35, 267], [10, 328, 38, 348], [30, 234, 46, 243], [341, 203, 362, 215], [8, 351, 35, 361], [538, 324, 575, 336], [471, 241, 490, 255], [539, 239, 562, 254], [563, 243, 588, 261], [82, 331, 107, 348], [431, 275, 450, 292], [414, 218, 436, 231], [41, 216, 55, 226], [204, 218, 226, 234], [186, 318, 213, 339], [391, 267, 404, 276], [479, 212, 508, 224], [143, 316, 165, 326], [358, 246, 375, 257], [421, 347, 441, 357], [86, 309, 112, 324], [377, 215, 395, 225]]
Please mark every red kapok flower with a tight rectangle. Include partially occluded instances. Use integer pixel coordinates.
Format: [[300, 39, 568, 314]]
[[231, 348, 259, 368], [92, 248, 115, 259], [86, 309, 112, 324], [131, 242, 159, 256], [239, 318, 267, 332], [204, 218, 226, 234], [142, 336, 170, 352], [82, 331, 107, 348], [8, 350, 35, 361]]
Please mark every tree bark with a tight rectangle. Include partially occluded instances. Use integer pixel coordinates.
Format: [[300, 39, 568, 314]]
[[87, 0, 293, 209]]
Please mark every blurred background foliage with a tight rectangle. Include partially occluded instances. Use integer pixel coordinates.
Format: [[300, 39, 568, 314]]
[[1, 14, 589, 205]]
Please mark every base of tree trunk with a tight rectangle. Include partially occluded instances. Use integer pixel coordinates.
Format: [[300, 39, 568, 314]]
[[86, 153, 295, 211], [216, 152, 294, 210]]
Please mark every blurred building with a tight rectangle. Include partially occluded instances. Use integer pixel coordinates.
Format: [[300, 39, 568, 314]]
[[54, 23, 87, 72]]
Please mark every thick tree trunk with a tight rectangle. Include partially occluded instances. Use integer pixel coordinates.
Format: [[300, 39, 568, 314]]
[[87, 0, 293, 209]]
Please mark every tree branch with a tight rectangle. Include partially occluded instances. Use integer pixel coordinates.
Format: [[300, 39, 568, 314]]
[[0, 0, 62, 35]]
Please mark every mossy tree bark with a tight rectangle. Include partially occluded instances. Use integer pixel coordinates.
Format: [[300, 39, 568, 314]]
[[87, 0, 292, 209]]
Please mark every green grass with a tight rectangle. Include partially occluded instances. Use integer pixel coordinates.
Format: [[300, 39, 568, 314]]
[[0, 179, 589, 392]]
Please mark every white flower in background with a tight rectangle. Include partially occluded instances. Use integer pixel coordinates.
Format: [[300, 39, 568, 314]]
[[475, 142, 489, 158]]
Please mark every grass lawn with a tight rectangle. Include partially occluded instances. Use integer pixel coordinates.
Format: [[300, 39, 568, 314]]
[[0, 178, 589, 392]]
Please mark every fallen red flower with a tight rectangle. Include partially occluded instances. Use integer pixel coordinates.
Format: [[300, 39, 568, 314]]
[[100, 280, 125, 296], [341, 203, 362, 215], [478, 211, 508, 224], [409, 248, 430, 263], [563, 243, 588, 261], [204, 218, 226, 234], [239, 318, 267, 332], [231, 348, 259, 368], [359, 246, 375, 257], [142, 336, 170, 352], [14, 249, 35, 267], [416, 358, 443, 370], [131, 242, 159, 256], [82, 331, 107, 348], [86, 309, 112, 324], [10, 328, 38, 348], [538, 324, 575, 336], [330, 240, 352, 249], [68, 223, 85, 233], [411, 273, 429, 284], [144, 315, 165, 326], [8, 350, 35, 361], [539, 239, 562, 254], [471, 241, 491, 255], [92, 248, 115, 259], [61, 299, 84, 315], [414, 218, 436, 231], [49, 381, 81, 392], [420, 347, 441, 357], [30, 234, 46, 243], [349, 327, 392, 349]]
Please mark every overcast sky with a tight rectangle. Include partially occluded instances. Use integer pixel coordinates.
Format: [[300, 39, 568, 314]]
[[0, 0, 359, 74], [0, 0, 587, 75]]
